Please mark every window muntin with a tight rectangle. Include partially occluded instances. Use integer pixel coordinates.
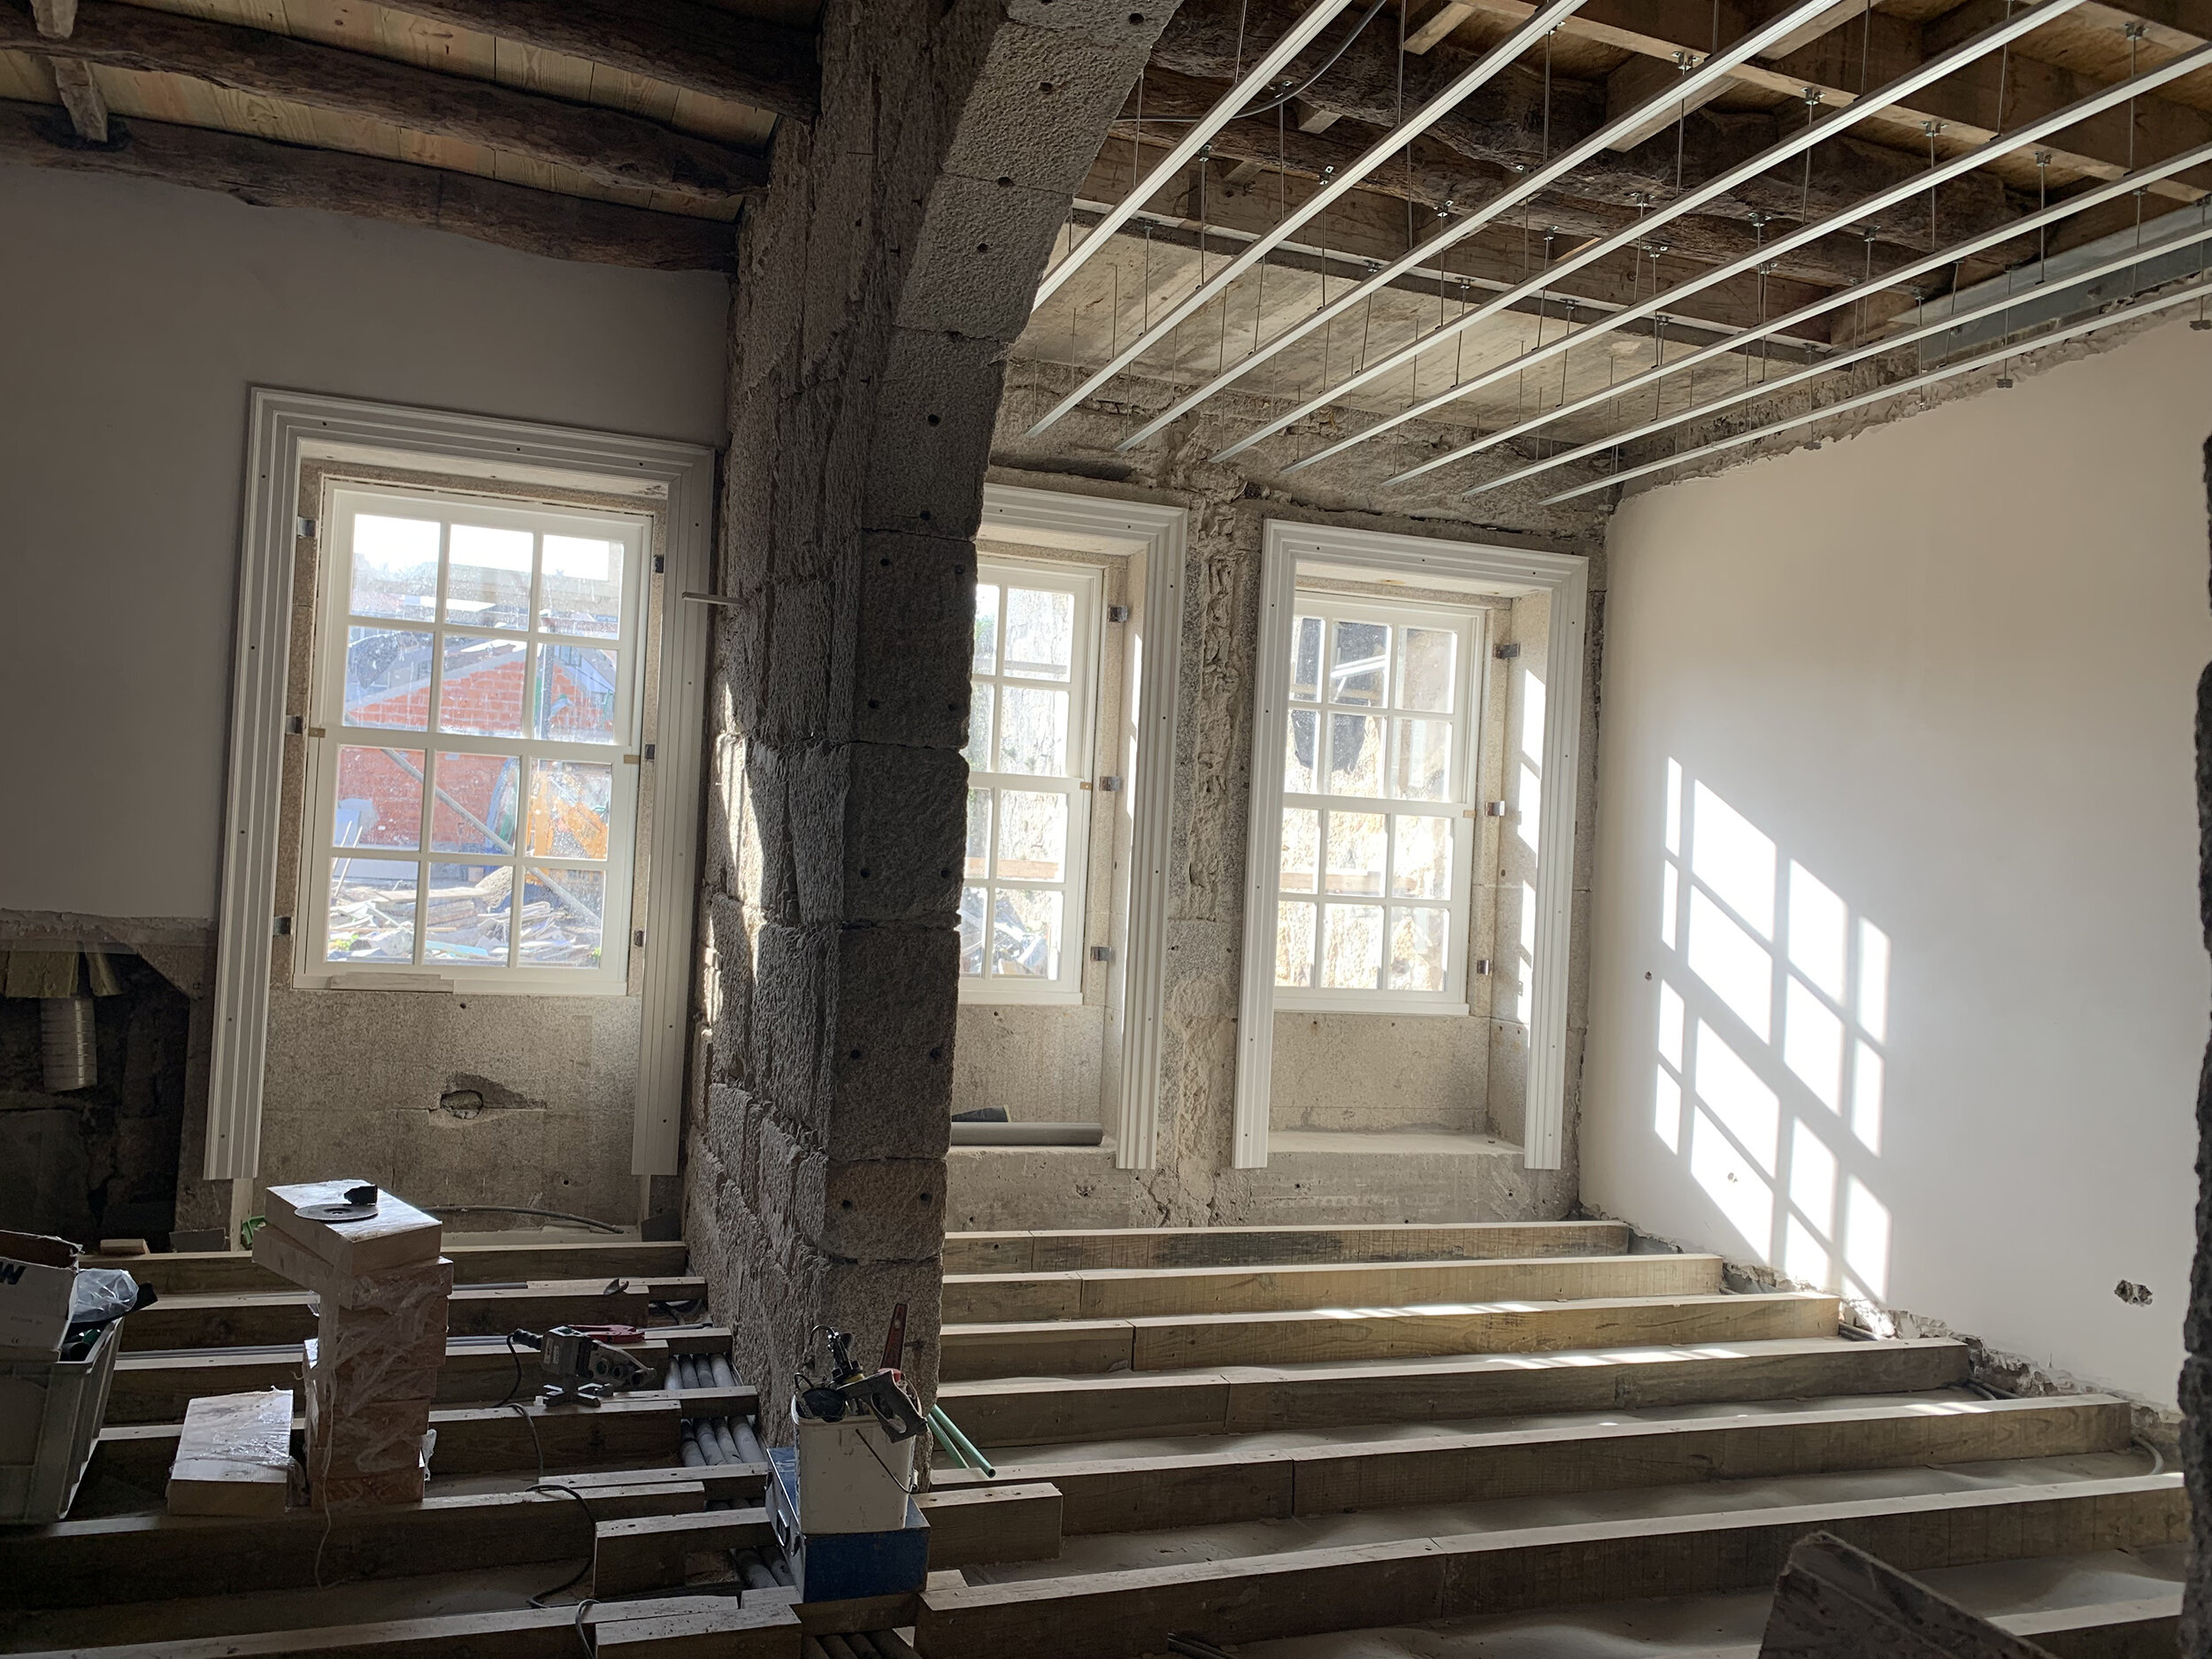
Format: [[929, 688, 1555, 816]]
[[1275, 596, 1481, 1008], [961, 559, 1101, 1002], [302, 487, 649, 992]]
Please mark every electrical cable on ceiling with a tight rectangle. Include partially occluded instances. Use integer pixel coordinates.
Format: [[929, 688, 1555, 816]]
[[1141, 0, 1394, 126]]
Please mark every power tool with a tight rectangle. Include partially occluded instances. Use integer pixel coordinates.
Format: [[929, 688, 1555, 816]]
[[511, 1324, 650, 1402]]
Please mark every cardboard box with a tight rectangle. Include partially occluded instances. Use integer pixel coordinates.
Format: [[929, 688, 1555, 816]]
[[0, 1232, 80, 1359]]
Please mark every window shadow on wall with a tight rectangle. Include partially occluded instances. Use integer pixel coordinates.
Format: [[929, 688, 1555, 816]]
[[1652, 760, 1893, 1312]]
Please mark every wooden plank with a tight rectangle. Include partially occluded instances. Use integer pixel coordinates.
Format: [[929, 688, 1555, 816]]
[[1756, 1529, 2054, 1658], [164, 1388, 292, 1516], [594, 1506, 777, 1597], [6, 2, 765, 200], [373, 0, 817, 121], [941, 1220, 1632, 1275], [0, 1594, 789, 1658], [99, 1239, 689, 1296], [917, 1483, 1062, 1570], [940, 1292, 1839, 1380], [941, 1253, 1724, 1324], [936, 1337, 1971, 1446], [93, 1393, 687, 1491], [104, 1333, 735, 1424], [592, 1596, 802, 1657], [932, 1396, 2130, 1535], [118, 1276, 696, 1350], [551, 1462, 769, 1503], [915, 1474, 2189, 1659], [0, 1484, 705, 1608], [0, 99, 739, 272]]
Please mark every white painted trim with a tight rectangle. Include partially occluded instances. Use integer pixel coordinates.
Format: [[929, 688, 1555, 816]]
[[977, 485, 1187, 1171], [1233, 522, 1588, 1171], [210, 389, 715, 1182]]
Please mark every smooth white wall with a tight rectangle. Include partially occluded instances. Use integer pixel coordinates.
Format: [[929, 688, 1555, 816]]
[[0, 167, 728, 922], [1584, 317, 2212, 1407]]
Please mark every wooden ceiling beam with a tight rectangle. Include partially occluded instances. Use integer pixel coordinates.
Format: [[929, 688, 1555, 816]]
[[0, 97, 739, 271], [3, 1, 768, 203], [376, 0, 818, 124]]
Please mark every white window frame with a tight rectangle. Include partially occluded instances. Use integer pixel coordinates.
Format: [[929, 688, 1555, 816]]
[[1273, 593, 1484, 1016], [1234, 520, 1588, 1173], [962, 556, 1103, 1005], [295, 484, 651, 995], [208, 390, 715, 1183]]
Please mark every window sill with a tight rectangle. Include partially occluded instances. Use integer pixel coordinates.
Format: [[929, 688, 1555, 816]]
[[298, 969, 630, 997], [1273, 995, 1471, 1018], [959, 984, 1086, 1009]]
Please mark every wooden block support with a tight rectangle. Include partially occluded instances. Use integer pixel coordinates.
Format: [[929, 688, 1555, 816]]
[[941, 1253, 1725, 1324], [165, 1389, 292, 1517], [939, 1291, 1840, 1379], [917, 1483, 1063, 1570], [914, 1474, 2189, 1659]]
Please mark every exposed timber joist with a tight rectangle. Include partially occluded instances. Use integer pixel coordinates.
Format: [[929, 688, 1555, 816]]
[[2, 1, 769, 202], [376, 0, 819, 124], [0, 99, 739, 272]]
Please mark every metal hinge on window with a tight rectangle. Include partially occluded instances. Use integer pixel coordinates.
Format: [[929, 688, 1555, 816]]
[[273, 916, 293, 936], [286, 714, 303, 735], [653, 555, 665, 573], [1098, 775, 1124, 793], [634, 930, 646, 948], [1089, 945, 1113, 963], [296, 518, 316, 540], [1108, 604, 1131, 624], [643, 742, 656, 760], [1494, 641, 1521, 660]]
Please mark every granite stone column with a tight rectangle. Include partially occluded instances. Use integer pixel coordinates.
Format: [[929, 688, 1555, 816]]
[[687, 0, 1171, 1426]]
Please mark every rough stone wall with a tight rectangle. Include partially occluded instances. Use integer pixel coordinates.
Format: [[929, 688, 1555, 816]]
[[945, 357, 1609, 1229], [2183, 435, 2212, 1655], [687, 0, 1170, 1423]]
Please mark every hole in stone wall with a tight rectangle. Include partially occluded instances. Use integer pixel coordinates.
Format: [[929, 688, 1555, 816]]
[[441, 1088, 485, 1119]]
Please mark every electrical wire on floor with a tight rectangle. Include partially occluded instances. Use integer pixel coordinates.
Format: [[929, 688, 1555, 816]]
[[2134, 1436, 2166, 1477], [423, 1205, 624, 1234], [502, 1394, 603, 1617]]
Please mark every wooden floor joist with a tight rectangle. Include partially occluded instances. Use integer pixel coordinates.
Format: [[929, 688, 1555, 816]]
[[941, 1219, 1632, 1274], [929, 1394, 2132, 1535], [106, 1240, 691, 1297], [940, 1290, 1841, 1379], [119, 1277, 704, 1352], [916, 1474, 2189, 1659], [942, 1251, 1724, 1323]]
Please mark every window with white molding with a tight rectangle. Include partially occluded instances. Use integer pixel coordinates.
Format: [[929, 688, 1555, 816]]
[[1272, 593, 1484, 1012], [296, 484, 651, 994], [960, 557, 1103, 1002]]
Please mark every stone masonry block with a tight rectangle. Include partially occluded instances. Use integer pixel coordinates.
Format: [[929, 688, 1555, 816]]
[[760, 575, 841, 739], [821, 1255, 944, 1406], [849, 531, 976, 752], [862, 327, 1010, 538], [836, 742, 969, 926], [941, 24, 1143, 197], [825, 924, 959, 1164], [750, 922, 830, 1133], [897, 170, 1082, 342], [818, 1157, 948, 1261]]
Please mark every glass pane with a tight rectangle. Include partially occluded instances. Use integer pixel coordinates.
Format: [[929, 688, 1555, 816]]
[[446, 524, 534, 631], [1319, 904, 1385, 990], [518, 867, 603, 968], [1393, 717, 1454, 802], [1275, 900, 1316, 987], [1331, 619, 1388, 707], [996, 687, 1069, 776], [1279, 808, 1318, 894], [996, 791, 1067, 881], [972, 583, 1000, 675], [1327, 713, 1383, 796], [1285, 709, 1317, 795], [436, 634, 526, 737], [1389, 907, 1449, 992], [526, 759, 613, 859], [959, 886, 987, 975], [541, 534, 624, 638], [964, 789, 991, 879], [344, 627, 434, 731], [334, 746, 422, 850], [424, 863, 511, 964], [349, 516, 440, 622], [1003, 588, 1073, 681], [992, 887, 1063, 979], [534, 643, 620, 745], [1399, 626, 1456, 713], [964, 682, 994, 772], [1289, 616, 1322, 703], [326, 858, 417, 963], [431, 751, 519, 854], [1392, 815, 1451, 899], [1325, 810, 1386, 895]]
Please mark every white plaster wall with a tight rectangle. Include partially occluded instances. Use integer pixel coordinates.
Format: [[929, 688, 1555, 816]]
[[1583, 316, 2212, 1408], [0, 168, 728, 924]]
